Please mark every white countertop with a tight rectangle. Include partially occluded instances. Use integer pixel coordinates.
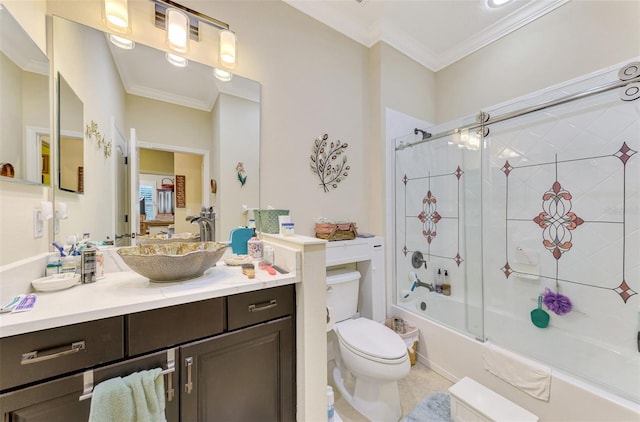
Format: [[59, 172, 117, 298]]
[[0, 263, 297, 338]]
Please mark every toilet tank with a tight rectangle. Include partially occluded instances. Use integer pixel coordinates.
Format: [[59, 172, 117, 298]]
[[326, 269, 361, 322]]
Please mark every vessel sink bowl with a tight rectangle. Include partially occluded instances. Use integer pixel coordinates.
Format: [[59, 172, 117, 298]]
[[117, 242, 227, 282], [137, 232, 200, 245]]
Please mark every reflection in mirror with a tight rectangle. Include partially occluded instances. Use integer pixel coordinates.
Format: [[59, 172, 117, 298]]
[[0, 5, 50, 185], [57, 74, 84, 193], [52, 16, 260, 245]]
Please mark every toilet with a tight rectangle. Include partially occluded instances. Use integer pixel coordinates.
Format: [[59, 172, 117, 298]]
[[327, 269, 411, 422]]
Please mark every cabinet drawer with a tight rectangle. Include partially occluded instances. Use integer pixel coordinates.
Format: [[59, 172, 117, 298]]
[[127, 297, 224, 356], [227, 285, 294, 331], [0, 317, 124, 391], [326, 239, 371, 266]]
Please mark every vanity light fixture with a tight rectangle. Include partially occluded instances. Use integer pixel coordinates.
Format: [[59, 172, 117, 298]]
[[219, 29, 237, 68], [166, 52, 188, 68], [108, 34, 135, 50], [166, 8, 189, 53], [213, 68, 233, 82], [151, 0, 237, 68], [104, 0, 130, 32]]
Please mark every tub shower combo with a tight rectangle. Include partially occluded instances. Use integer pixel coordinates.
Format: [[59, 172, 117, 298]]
[[394, 60, 640, 404]]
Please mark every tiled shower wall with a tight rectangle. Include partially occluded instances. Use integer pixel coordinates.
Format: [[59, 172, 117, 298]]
[[395, 60, 639, 402]]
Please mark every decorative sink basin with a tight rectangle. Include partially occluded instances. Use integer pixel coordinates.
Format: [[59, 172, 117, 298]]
[[117, 242, 227, 282], [137, 232, 200, 245]]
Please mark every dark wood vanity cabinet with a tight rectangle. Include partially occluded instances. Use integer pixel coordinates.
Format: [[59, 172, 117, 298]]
[[0, 284, 295, 422]]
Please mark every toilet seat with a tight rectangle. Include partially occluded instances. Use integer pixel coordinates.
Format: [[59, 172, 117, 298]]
[[335, 318, 408, 364]]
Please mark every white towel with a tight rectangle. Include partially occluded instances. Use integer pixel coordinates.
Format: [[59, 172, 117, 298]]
[[483, 342, 551, 401], [89, 368, 166, 422]]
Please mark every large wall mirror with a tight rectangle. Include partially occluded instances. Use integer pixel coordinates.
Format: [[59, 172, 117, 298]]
[[0, 5, 50, 186], [52, 15, 260, 245], [57, 73, 84, 193]]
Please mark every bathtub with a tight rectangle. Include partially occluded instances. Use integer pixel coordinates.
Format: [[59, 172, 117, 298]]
[[393, 293, 640, 421]]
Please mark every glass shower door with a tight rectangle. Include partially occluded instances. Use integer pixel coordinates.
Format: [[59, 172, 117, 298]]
[[394, 115, 483, 340], [481, 64, 640, 403]]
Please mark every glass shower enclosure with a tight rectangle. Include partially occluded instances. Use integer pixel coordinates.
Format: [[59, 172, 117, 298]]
[[394, 60, 640, 403]]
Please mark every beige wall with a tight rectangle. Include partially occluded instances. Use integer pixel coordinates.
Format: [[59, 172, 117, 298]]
[[173, 152, 202, 234], [125, 94, 212, 153], [369, 42, 437, 235], [215, 93, 260, 239], [139, 148, 174, 175], [435, 0, 640, 123]]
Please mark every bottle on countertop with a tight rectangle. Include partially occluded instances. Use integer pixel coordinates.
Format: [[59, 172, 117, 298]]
[[435, 268, 443, 294], [442, 270, 451, 296], [247, 229, 263, 259]]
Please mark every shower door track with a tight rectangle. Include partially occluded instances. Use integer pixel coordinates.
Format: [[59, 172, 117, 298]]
[[396, 74, 640, 150]]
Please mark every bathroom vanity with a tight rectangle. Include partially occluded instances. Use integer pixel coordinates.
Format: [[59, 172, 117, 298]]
[[0, 244, 303, 421]]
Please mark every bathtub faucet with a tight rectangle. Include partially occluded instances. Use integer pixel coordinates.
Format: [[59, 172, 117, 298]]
[[414, 278, 435, 292], [409, 272, 435, 292]]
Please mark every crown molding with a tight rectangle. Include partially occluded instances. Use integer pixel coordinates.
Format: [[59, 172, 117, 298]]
[[284, 0, 570, 72]]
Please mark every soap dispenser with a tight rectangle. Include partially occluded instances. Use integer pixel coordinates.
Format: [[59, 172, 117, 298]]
[[247, 229, 263, 259], [435, 269, 443, 294]]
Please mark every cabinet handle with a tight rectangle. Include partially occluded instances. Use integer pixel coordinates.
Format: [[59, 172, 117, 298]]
[[248, 299, 277, 312], [21, 341, 85, 365], [184, 357, 193, 394]]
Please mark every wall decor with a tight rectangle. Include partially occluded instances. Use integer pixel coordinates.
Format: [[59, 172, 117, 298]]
[[85, 120, 112, 158], [236, 162, 247, 186], [310, 133, 350, 192], [175, 175, 186, 208]]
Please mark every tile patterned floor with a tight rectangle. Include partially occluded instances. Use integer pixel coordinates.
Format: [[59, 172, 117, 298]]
[[332, 362, 453, 422]]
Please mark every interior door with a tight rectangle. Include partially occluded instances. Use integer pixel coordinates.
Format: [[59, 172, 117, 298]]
[[129, 128, 139, 245], [112, 118, 130, 246]]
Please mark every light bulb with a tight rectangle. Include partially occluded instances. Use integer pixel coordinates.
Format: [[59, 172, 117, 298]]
[[166, 8, 189, 53], [104, 0, 129, 32], [108, 34, 135, 50], [166, 53, 188, 68], [213, 68, 233, 82], [219, 30, 236, 68]]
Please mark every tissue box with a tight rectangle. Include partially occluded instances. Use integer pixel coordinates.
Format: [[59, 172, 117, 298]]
[[255, 209, 289, 233]]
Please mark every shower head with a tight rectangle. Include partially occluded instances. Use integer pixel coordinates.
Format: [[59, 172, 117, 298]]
[[414, 128, 432, 140]]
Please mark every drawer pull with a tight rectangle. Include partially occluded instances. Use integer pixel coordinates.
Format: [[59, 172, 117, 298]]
[[21, 341, 85, 365], [185, 357, 193, 394], [248, 299, 277, 312]]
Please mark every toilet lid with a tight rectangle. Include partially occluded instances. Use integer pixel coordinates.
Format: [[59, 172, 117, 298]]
[[336, 318, 408, 361]]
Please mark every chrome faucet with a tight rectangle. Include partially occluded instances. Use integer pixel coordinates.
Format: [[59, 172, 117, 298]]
[[186, 206, 216, 241], [415, 279, 435, 292]]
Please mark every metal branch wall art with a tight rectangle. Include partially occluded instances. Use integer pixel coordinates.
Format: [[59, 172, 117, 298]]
[[310, 133, 350, 192], [85, 120, 112, 158]]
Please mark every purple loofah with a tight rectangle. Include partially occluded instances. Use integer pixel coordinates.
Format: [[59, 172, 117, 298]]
[[542, 288, 573, 315]]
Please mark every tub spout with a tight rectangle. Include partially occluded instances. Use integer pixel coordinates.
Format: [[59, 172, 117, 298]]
[[415, 280, 435, 292]]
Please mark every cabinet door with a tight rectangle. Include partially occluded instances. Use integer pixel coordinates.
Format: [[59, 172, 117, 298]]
[[0, 348, 179, 422], [181, 317, 294, 422]]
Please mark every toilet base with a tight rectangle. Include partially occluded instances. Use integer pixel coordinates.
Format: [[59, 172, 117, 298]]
[[332, 364, 403, 422]]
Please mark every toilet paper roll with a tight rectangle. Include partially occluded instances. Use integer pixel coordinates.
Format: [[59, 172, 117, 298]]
[[326, 306, 335, 332]]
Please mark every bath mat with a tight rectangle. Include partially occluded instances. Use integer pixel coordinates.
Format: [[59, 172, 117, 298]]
[[400, 392, 451, 422]]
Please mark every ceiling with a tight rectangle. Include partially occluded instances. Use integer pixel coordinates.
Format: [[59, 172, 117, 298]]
[[107, 37, 260, 112], [283, 0, 569, 71]]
